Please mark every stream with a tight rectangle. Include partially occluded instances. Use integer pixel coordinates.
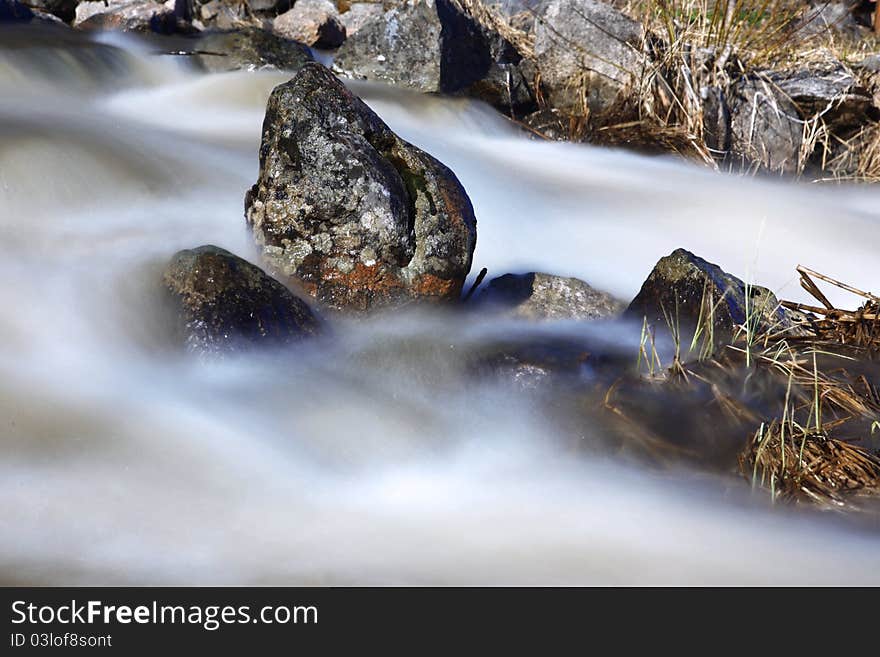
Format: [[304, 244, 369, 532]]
[[2, 24, 880, 584]]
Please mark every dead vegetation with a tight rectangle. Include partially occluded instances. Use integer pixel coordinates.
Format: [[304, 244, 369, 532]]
[[457, 0, 880, 178], [601, 263, 880, 512]]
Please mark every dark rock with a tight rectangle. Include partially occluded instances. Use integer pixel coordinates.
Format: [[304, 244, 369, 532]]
[[701, 86, 730, 155], [521, 107, 570, 140], [477, 272, 623, 321], [163, 245, 321, 354], [625, 248, 800, 344], [728, 75, 802, 174], [248, 0, 293, 13], [245, 63, 477, 312], [24, 0, 79, 22], [273, 0, 346, 49], [533, 0, 648, 121], [333, 0, 536, 115], [470, 334, 595, 389], [0, 0, 33, 21], [193, 27, 314, 72]]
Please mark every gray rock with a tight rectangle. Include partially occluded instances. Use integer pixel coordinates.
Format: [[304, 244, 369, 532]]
[[769, 60, 873, 132], [273, 0, 345, 49], [195, 0, 258, 31], [73, 0, 175, 32], [533, 0, 648, 121], [193, 27, 314, 72], [333, 0, 535, 114], [163, 245, 321, 354], [625, 248, 802, 345], [338, 2, 382, 37], [477, 272, 623, 321], [244, 63, 477, 312], [797, 2, 865, 39], [728, 75, 802, 174]]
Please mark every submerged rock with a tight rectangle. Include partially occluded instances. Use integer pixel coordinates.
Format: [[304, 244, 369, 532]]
[[625, 249, 799, 343], [533, 0, 648, 121], [477, 272, 623, 321], [193, 27, 314, 72], [273, 0, 346, 49], [163, 245, 321, 354], [333, 0, 535, 114], [245, 63, 477, 312]]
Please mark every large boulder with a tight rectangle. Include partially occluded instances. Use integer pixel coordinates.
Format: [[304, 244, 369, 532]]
[[244, 63, 477, 312], [192, 27, 314, 72], [273, 0, 346, 49], [533, 0, 648, 121], [624, 249, 801, 345], [477, 272, 623, 321], [163, 245, 321, 354], [332, 0, 535, 114]]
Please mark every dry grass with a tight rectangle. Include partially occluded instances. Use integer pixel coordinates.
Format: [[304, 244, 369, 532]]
[[740, 418, 880, 509], [603, 263, 880, 511], [455, 0, 880, 177]]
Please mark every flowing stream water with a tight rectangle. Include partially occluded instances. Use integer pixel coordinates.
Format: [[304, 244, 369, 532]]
[[2, 24, 880, 584]]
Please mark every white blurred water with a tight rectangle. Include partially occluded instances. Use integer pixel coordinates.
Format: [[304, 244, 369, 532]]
[[1, 24, 880, 585]]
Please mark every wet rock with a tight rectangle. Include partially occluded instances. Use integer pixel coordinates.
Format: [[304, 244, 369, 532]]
[[74, 0, 175, 32], [477, 272, 623, 321], [245, 63, 477, 312], [333, 0, 535, 114], [624, 248, 799, 344], [471, 334, 595, 389], [728, 75, 802, 174], [162, 245, 321, 354], [337, 1, 381, 37], [192, 27, 314, 72], [533, 0, 648, 121], [273, 0, 346, 49]]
